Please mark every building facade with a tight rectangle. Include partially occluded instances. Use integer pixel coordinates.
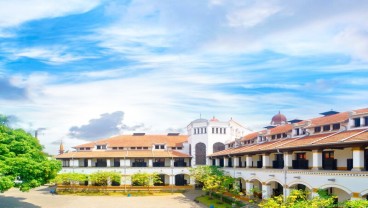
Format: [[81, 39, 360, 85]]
[[56, 117, 247, 186], [209, 108, 368, 202]]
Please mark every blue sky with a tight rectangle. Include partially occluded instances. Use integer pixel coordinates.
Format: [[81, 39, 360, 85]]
[[0, 0, 367, 154]]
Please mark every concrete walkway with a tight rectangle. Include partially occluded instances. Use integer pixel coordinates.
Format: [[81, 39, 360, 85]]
[[0, 186, 207, 208]]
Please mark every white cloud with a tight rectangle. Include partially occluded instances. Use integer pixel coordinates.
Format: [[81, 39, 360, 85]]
[[0, 0, 101, 28], [8, 46, 91, 64], [226, 2, 281, 28]]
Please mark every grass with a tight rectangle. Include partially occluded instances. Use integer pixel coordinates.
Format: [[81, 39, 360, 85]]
[[196, 195, 237, 208]]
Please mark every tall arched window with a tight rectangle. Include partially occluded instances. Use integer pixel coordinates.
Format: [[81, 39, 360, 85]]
[[213, 142, 225, 153], [195, 143, 206, 165]]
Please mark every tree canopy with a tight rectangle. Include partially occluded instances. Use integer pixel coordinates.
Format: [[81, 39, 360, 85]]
[[0, 119, 61, 192]]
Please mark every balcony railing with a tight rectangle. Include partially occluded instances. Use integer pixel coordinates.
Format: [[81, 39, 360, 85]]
[[322, 159, 337, 170], [174, 161, 187, 167], [272, 160, 284, 169], [152, 162, 165, 167], [292, 160, 309, 169], [256, 161, 263, 168], [132, 162, 147, 167]]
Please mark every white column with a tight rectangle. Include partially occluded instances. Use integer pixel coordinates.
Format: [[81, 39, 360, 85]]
[[312, 150, 323, 170], [262, 154, 270, 169], [170, 159, 174, 167], [224, 157, 229, 167], [284, 152, 293, 169], [125, 159, 131, 167], [352, 147, 364, 171], [148, 159, 153, 167], [233, 157, 239, 167], [120, 159, 125, 167], [246, 155, 253, 168], [106, 159, 111, 167], [190, 176, 196, 185], [245, 181, 253, 194], [169, 175, 175, 185], [88, 159, 92, 167], [284, 187, 291, 198], [215, 158, 219, 166], [262, 184, 271, 199]]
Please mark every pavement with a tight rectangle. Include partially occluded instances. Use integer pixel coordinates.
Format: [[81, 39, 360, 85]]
[[0, 186, 207, 208]]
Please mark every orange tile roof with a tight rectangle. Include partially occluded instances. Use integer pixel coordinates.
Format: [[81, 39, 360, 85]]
[[56, 150, 190, 159], [210, 128, 368, 157], [241, 132, 258, 141], [268, 124, 293, 135], [307, 112, 349, 128], [352, 108, 368, 115], [75, 135, 188, 148]]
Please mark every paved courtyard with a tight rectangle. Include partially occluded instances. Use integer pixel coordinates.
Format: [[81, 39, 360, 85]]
[[0, 186, 206, 208]]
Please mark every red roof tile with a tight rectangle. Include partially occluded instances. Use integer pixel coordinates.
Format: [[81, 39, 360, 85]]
[[56, 150, 190, 159], [75, 135, 188, 148]]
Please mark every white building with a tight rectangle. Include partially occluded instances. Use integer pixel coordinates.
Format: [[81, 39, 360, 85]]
[[56, 117, 248, 186], [210, 108, 368, 202]]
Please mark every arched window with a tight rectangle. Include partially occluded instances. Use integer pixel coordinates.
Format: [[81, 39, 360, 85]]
[[213, 142, 225, 153], [195, 143, 206, 165]]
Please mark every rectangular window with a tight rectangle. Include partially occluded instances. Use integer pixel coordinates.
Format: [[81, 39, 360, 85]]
[[155, 145, 160, 149], [296, 153, 306, 160], [177, 147, 182, 150], [204, 128, 207, 134], [323, 151, 334, 159], [364, 117, 368, 126], [223, 128, 226, 134], [97, 146, 101, 150], [271, 135, 276, 140], [137, 147, 142, 150], [295, 129, 300, 136], [160, 145, 165, 149], [131, 147, 136, 150], [277, 134, 281, 139], [212, 128, 215, 134], [143, 147, 148, 150], [86, 147, 90, 150], [216, 128, 218, 134], [220, 128, 222, 134], [354, 118, 361, 127], [323, 125, 330, 131], [118, 147, 124, 150], [194, 128, 196, 134], [315, 126, 321, 133], [283, 133, 287, 138], [80, 147, 85, 150], [332, 123, 340, 130], [112, 147, 117, 150]]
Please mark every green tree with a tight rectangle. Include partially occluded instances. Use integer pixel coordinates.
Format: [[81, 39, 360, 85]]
[[89, 171, 121, 186], [131, 172, 162, 192], [259, 189, 336, 208], [0, 119, 61, 192], [190, 166, 225, 199]]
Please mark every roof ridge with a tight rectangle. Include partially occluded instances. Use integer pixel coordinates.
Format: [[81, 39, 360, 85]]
[[340, 129, 368, 142], [310, 129, 346, 144]]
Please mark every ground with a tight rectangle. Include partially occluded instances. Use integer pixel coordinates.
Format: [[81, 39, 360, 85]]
[[0, 186, 207, 208]]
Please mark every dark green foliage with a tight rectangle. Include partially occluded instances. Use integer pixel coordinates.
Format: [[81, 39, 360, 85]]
[[0, 119, 62, 192]]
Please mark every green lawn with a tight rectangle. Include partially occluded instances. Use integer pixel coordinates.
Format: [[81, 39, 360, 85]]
[[196, 196, 236, 208]]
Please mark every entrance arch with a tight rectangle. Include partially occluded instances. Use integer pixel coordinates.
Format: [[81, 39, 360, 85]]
[[175, 174, 190, 186], [319, 185, 352, 202], [267, 180, 283, 197], [213, 142, 225, 153], [250, 178, 262, 199], [195, 143, 206, 165]]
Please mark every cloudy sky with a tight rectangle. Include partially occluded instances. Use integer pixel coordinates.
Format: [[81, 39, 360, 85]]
[[1, 0, 367, 154]]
